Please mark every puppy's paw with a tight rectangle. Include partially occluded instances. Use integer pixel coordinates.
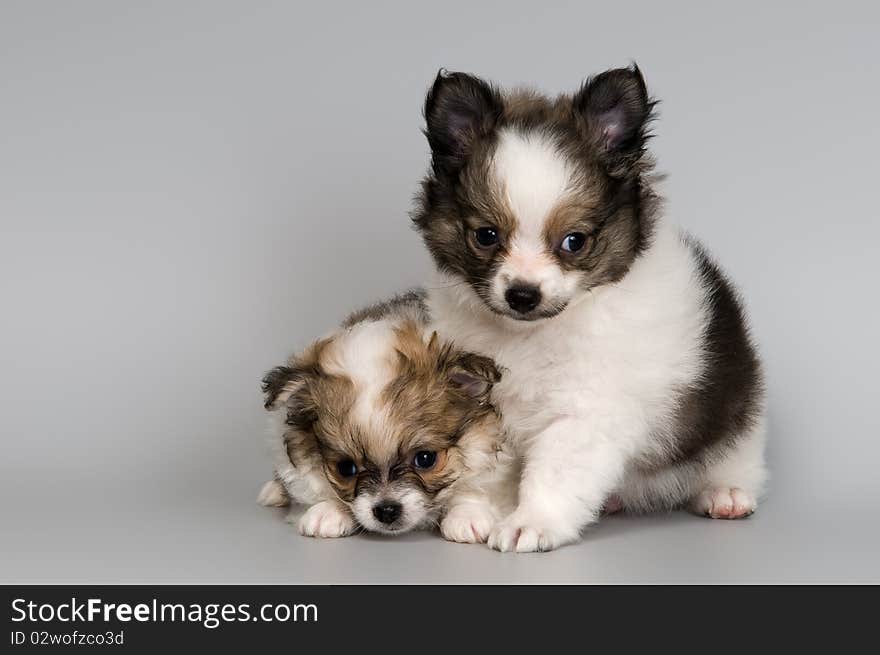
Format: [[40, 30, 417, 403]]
[[487, 510, 578, 553], [256, 479, 289, 507], [441, 504, 496, 544], [298, 501, 356, 538], [690, 487, 756, 519]]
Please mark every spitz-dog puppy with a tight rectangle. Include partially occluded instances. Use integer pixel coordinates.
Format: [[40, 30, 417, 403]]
[[258, 292, 512, 541], [413, 66, 767, 551]]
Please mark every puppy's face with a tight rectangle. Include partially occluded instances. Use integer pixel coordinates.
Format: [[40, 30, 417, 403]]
[[263, 320, 501, 534], [414, 67, 657, 322]]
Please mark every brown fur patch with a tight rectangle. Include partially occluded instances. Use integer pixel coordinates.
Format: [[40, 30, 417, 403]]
[[541, 195, 603, 253], [379, 321, 501, 496]]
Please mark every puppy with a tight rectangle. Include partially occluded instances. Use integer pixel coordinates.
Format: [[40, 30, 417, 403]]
[[257, 292, 512, 541], [413, 66, 767, 551]]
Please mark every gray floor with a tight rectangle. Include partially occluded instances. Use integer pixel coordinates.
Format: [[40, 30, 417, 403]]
[[2, 2, 879, 584], [3, 469, 878, 584]]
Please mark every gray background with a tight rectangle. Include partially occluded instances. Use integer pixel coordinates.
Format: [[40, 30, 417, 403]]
[[2, 1, 878, 583]]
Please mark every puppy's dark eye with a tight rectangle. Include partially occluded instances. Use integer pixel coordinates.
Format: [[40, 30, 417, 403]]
[[474, 227, 500, 248], [336, 459, 358, 478], [413, 451, 437, 470], [560, 232, 587, 253]]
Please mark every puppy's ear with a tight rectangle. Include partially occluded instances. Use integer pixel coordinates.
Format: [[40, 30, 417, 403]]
[[447, 351, 502, 403], [424, 69, 503, 177], [573, 64, 654, 169], [262, 338, 331, 410], [262, 365, 308, 410]]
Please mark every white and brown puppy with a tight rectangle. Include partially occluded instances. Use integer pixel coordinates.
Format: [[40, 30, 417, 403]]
[[413, 66, 767, 552], [257, 293, 512, 541]]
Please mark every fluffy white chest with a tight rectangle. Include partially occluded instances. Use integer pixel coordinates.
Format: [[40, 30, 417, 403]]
[[427, 223, 709, 446]]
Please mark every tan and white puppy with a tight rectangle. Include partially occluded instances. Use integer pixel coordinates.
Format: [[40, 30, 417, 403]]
[[257, 292, 514, 541]]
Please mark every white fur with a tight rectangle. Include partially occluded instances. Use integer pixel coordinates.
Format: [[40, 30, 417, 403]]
[[489, 130, 581, 310], [492, 129, 573, 233], [438, 441, 519, 544], [297, 500, 356, 538], [330, 319, 402, 462], [326, 319, 397, 429], [428, 219, 767, 552], [440, 501, 497, 544]]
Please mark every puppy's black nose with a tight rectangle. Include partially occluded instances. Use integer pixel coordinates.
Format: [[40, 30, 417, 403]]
[[505, 284, 541, 313], [372, 501, 402, 525]]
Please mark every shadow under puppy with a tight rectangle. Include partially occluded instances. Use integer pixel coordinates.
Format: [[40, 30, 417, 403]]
[[257, 293, 513, 541]]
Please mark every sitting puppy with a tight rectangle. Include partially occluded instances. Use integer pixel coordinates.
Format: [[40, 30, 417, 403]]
[[413, 66, 767, 551], [257, 292, 512, 541]]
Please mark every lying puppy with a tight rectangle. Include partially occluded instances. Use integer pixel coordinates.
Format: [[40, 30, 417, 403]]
[[413, 66, 767, 551], [257, 292, 512, 541]]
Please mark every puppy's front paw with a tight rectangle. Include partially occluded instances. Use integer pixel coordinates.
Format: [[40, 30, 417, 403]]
[[690, 487, 756, 520], [441, 504, 496, 544], [487, 510, 578, 553], [298, 501, 356, 538]]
